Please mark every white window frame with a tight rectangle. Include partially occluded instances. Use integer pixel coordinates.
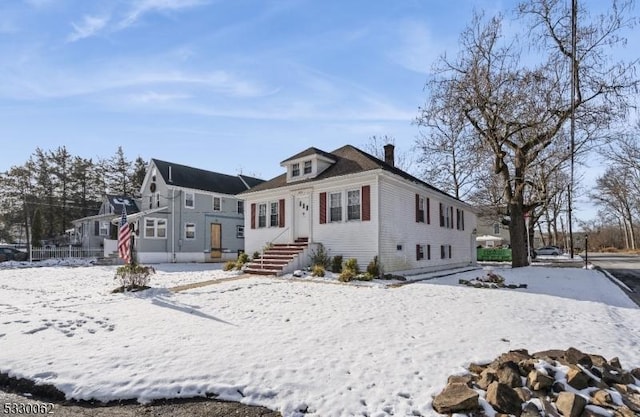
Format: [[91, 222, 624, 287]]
[[329, 192, 342, 222], [347, 189, 361, 221], [236, 225, 244, 238], [258, 203, 267, 228], [184, 223, 196, 240], [418, 196, 425, 223], [417, 244, 425, 261], [99, 221, 109, 236], [269, 201, 279, 227], [303, 160, 312, 174], [156, 192, 160, 208], [144, 218, 167, 239], [292, 163, 300, 177], [493, 223, 500, 235], [237, 200, 244, 214], [185, 192, 195, 209], [213, 196, 221, 211]]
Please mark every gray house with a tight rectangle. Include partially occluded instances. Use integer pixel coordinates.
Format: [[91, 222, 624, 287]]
[[71, 195, 140, 250], [134, 159, 264, 263]]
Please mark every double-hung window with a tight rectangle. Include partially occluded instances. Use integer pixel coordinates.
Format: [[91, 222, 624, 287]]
[[185, 192, 194, 209], [269, 202, 279, 227], [145, 218, 167, 238], [258, 204, 267, 228], [236, 225, 244, 238], [237, 201, 244, 214], [347, 190, 361, 221], [303, 160, 312, 174], [185, 223, 196, 239], [292, 163, 300, 177], [417, 196, 425, 223], [213, 196, 221, 211], [329, 192, 342, 222]]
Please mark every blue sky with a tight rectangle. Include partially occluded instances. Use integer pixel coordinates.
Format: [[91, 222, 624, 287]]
[[0, 0, 636, 221]]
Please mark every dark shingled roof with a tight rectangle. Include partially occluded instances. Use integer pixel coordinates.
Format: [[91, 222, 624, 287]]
[[152, 159, 264, 195], [106, 195, 140, 215], [242, 145, 460, 201], [280, 147, 337, 164]]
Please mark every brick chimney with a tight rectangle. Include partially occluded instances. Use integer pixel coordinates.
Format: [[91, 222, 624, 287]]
[[383, 144, 395, 167]]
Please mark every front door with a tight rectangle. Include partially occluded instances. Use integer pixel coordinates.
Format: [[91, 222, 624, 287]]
[[295, 195, 310, 239], [210, 223, 222, 260]]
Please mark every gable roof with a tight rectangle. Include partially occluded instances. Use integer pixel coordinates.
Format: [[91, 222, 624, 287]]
[[106, 195, 140, 215], [280, 147, 337, 164], [151, 159, 264, 195], [242, 145, 461, 202]]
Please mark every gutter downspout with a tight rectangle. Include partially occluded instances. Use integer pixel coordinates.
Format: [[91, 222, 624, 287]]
[[377, 171, 382, 276], [172, 188, 176, 263]]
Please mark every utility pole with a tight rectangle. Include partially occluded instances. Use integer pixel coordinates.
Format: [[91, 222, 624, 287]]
[[568, 0, 577, 259]]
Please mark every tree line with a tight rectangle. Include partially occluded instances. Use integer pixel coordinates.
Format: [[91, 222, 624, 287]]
[[0, 146, 146, 247]]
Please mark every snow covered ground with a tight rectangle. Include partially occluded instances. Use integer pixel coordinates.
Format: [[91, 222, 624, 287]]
[[1, 263, 639, 417]]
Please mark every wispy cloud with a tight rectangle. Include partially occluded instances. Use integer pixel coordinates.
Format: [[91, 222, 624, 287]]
[[67, 15, 109, 42], [387, 20, 442, 74], [127, 91, 192, 104], [119, 0, 208, 29]]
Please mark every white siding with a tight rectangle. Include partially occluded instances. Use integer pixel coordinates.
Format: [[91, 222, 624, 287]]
[[378, 174, 477, 274], [312, 179, 379, 271]]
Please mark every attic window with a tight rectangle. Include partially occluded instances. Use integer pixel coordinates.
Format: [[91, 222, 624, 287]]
[[303, 160, 312, 174], [292, 163, 300, 177], [185, 192, 194, 209]]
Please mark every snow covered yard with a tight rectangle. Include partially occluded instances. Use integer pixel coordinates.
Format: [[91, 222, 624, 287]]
[[1, 264, 639, 417]]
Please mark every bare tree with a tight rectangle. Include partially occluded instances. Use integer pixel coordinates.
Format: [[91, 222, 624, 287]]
[[362, 135, 415, 174], [415, 99, 486, 199], [419, 1, 638, 267]]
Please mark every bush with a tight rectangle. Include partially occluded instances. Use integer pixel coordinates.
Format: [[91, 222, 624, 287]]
[[366, 256, 380, 278], [224, 260, 236, 271], [235, 252, 250, 269], [311, 264, 325, 277], [344, 258, 359, 274], [331, 255, 343, 273], [252, 251, 261, 260], [309, 244, 330, 268], [114, 263, 155, 292], [356, 272, 374, 281], [338, 269, 355, 282]]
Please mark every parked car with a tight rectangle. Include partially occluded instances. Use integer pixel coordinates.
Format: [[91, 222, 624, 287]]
[[0, 246, 28, 262], [535, 246, 561, 256]]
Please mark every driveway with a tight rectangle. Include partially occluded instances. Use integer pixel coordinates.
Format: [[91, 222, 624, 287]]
[[588, 252, 640, 307]]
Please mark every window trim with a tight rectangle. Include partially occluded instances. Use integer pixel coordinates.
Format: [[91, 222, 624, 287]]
[[185, 192, 195, 209], [269, 201, 279, 227], [99, 221, 109, 236], [236, 225, 244, 238], [213, 196, 221, 212], [292, 163, 300, 177], [237, 200, 244, 214], [258, 203, 267, 228], [329, 192, 342, 222], [303, 160, 312, 174], [184, 222, 196, 240], [144, 217, 167, 239], [347, 189, 361, 221]]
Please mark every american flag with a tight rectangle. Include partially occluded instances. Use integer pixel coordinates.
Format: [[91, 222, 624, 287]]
[[118, 204, 132, 264]]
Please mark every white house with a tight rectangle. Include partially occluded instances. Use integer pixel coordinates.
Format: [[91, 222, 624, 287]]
[[240, 144, 478, 276]]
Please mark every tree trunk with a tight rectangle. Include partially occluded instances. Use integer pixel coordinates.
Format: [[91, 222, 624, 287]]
[[509, 201, 528, 267]]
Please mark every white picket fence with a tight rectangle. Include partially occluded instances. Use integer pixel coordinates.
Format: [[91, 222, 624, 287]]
[[30, 247, 104, 261]]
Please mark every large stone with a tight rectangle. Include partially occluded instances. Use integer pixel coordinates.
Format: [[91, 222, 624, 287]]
[[564, 347, 593, 368], [493, 349, 532, 367], [603, 364, 635, 385], [447, 374, 473, 386], [620, 392, 640, 414], [609, 357, 622, 369], [590, 390, 613, 408], [614, 406, 636, 417], [486, 382, 523, 415], [555, 392, 587, 417], [631, 368, 640, 380], [469, 362, 488, 375], [520, 401, 542, 417], [432, 383, 480, 414], [497, 361, 523, 388], [519, 359, 538, 375], [540, 398, 562, 417], [527, 370, 554, 391], [514, 387, 532, 402], [477, 368, 498, 390], [566, 368, 589, 390], [533, 349, 566, 361], [588, 354, 608, 368]]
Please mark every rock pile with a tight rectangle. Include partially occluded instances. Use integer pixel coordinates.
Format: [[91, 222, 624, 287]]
[[432, 347, 640, 416], [459, 270, 527, 289]]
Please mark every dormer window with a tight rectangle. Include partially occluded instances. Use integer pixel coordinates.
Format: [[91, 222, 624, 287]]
[[292, 163, 300, 177], [303, 160, 312, 174]]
